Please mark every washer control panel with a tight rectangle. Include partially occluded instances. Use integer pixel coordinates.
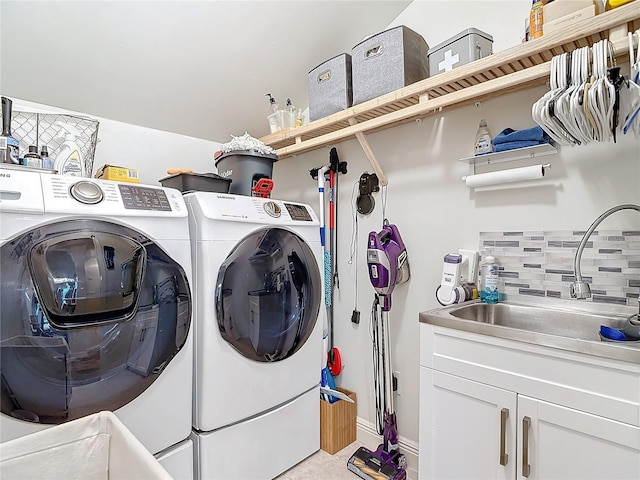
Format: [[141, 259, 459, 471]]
[[37, 173, 186, 216], [118, 184, 171, 211]]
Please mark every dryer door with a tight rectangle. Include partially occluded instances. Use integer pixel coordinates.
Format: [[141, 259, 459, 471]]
[[216, 227, 321, 362], [0, 219, 191, 425]]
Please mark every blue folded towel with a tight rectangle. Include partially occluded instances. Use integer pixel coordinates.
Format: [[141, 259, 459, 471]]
[[494, 140, 545, 152], [492, 126, 550, 145]]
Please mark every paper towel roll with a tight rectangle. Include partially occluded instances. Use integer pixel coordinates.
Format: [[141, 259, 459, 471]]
[[464, 164, 547, 188]]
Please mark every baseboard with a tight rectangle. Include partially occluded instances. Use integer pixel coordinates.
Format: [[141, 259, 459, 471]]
[[356, 417, 419, 480]]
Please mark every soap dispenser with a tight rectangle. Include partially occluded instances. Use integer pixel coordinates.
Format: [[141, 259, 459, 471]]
[[54, 122, 84, 176], [479, 255, 499, 304]]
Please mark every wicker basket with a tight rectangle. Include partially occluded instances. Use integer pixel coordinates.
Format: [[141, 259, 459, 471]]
[[0, 111, 99, 177]]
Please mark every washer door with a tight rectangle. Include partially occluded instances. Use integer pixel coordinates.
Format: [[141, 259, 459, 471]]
[[216, 228, 320, 362], [0, 220, 191, 425]]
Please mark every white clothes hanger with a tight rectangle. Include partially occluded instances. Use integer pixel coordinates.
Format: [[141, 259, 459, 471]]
[[560, 47, 593, 144], [533, 54, 573, 145], [588, 40, 616, 143], [631, 29, 640, 84], [537, 52, 581, 146]]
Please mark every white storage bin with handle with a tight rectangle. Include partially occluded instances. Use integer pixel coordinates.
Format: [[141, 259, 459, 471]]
[[0, 411, 173, 480]]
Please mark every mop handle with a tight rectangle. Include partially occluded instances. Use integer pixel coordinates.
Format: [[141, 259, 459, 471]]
[[329, 169, 335, 231], [317, 165, 330, 247], [316, 165, 332, 308]]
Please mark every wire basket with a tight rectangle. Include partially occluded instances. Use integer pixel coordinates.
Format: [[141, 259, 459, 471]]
[[0, 111, 99, 177]]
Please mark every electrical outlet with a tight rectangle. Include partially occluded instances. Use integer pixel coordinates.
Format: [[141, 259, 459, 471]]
[[392, 370, 400, 395]]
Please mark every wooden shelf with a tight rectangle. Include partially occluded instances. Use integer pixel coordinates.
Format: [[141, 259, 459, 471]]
[[460, 143, 558, 166], [260, 2, 640, 161]]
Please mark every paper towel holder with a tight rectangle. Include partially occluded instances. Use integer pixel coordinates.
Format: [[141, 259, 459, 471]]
[[462, 163, 551, 188]]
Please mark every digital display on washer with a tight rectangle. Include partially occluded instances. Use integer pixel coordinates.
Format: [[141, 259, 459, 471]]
[[284, 203, 312, 221], [118, 184, 171, 211]]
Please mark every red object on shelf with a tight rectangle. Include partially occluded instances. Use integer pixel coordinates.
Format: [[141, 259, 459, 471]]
[[252, 178, 274, 197]]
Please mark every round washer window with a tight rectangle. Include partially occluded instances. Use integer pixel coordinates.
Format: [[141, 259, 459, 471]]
[[0, 220, 191, 425], [216, 228, 320, 362]]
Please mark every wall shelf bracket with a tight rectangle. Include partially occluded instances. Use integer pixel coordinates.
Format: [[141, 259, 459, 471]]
[[348, 117, 388, 186]]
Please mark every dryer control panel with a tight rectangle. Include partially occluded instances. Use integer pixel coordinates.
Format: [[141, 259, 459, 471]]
[[283, 202, 313, 222], [188, 192, 318, 225]]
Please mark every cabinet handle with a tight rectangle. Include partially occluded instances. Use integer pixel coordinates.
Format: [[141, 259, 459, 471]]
[[522, 416, 531, 478], [499, 408, 509, 466]]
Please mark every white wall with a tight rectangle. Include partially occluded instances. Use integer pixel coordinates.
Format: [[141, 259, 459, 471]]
[[270, 0, 640, 453], [388, 0, 532, 54], [10, 99, 221, 185]]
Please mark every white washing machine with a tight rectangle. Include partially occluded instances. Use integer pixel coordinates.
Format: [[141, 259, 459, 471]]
[[0, 167, 194, 479], [185, 192, 323, 480]]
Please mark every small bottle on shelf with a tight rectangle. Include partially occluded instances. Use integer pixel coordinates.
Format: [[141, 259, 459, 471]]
[[474, 119, 493, 156], [285, 98, 296, 129], [529, 0, 544, 40], [23, 145, 43, 169], [40, 145, 53, 170]]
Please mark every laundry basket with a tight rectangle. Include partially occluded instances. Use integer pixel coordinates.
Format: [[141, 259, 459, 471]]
[[0, 411, 173, 480]]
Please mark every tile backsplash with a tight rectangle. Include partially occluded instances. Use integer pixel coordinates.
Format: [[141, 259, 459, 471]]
[[480, 230, 640, 307]]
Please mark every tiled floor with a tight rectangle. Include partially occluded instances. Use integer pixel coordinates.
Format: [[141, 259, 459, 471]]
[[276, 441, 417, 480]]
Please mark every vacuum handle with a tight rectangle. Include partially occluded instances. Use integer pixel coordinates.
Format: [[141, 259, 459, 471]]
[[499, 408, 509, 466]]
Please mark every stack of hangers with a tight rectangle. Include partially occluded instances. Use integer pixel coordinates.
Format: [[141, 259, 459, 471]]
[[532, 35, 640, 145]]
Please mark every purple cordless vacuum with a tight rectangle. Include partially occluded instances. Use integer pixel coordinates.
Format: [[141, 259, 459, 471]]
[[347, 221, 410, 480]]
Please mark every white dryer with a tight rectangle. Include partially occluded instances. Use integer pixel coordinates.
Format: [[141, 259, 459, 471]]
[[0, 167, 194, 479], [185, 192, 323, 480]]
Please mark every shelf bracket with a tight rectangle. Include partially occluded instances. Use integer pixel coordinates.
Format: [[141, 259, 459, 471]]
[[348, 117, 388, 186]]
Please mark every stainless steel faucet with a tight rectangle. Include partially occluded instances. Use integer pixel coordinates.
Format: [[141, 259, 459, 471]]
[[570, 204, 640, 319]]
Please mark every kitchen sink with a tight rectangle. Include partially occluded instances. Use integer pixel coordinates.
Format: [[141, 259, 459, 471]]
[[447, 302, 623, 341], [420, 298, 640, 362]]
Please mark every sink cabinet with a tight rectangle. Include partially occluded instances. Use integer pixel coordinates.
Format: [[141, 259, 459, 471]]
[[418, 322, 640, 479]]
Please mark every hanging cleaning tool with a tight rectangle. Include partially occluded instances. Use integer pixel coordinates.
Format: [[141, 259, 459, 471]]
[[348, 221, 410, 480], [328, 147, 348, 291], [310, 164, 335, 401], [310, 164, 331, 308], [328, 166, 337, 369], [327, 147, 347, 377]]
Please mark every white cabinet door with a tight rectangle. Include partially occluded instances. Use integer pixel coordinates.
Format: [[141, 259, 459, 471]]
[[518, 395, 640, 480], [419, 367, 517, 480]]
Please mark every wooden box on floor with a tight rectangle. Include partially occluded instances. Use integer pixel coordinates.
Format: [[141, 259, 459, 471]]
[[320, 387, 357, 454]]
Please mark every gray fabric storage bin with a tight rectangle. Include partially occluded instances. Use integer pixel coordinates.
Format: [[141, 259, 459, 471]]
[[351, 25, 429, 106], [428, 28, 493, 76], [308, 53, 353, 122]]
